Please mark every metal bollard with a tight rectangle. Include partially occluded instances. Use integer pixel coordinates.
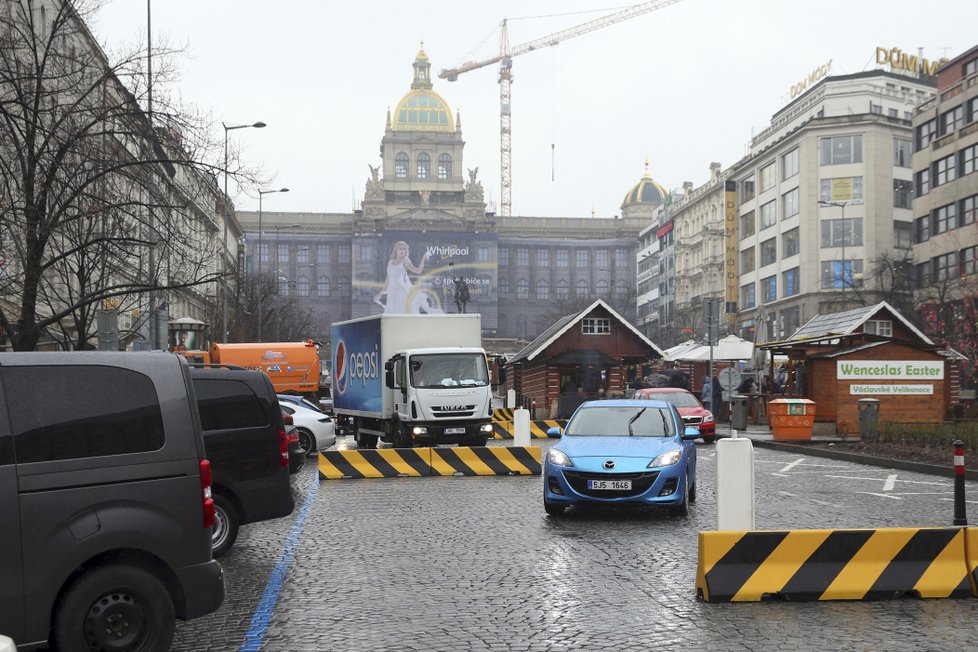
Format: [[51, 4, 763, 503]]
[[953, 440, 967, 526]]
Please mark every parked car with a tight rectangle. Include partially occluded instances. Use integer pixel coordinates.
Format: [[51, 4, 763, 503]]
[[543, 399, 699, 517], [0, 352, 224, 650], [632, 387, 716, 443], [280, 401, 336, 454], [191, 367, 295, 556], [278, 393, 326, 413], [282, 411, 307, 474]]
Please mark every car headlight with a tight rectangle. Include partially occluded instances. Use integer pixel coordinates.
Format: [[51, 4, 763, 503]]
[[480, 423, 494, 434], [547, 448, 574, 467], [702, 412, 714, 423], [650, 450, 682, 467]]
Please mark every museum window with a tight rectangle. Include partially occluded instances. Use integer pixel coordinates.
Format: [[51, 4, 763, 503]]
[[258, 243, 268, 263], [615, 280, 627, 297], [820, 135, 862, 165], [297, 276, 310, 297], [395, 152, 408, 178], [417, 152, 430, 179], [277, 244, 289, 263], [556, 249, 569, 268], [556, 279, 569, 299], [536, 248, 549, 267], [477, 246, 490, 262], [318, 276, 330, 298], [596, 249, 609, 268], [516, 278, 529, 300], [297, 246, 310, 264], [760, 238, 777, 267], [516, 247, 529, 267], [498, 277, 510, 297], [438, 153, 452, 180], [596, 279, 609, 295], [893, 179, 912, 209], [338, 276, 350, 295], [614, 249, 628, 268], [317, 244, 330, 263], [498, 247, 509, 266], [782, 228, 800, 257], [575, 249, 588, 267], [536, 279, 549, 300], [576, 279, 589, 297], [782, 148, 799, 180], [279, 277, 290, 297], [338, 245, 350, 264]]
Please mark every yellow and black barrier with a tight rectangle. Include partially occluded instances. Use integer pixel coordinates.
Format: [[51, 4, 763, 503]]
[[492, 419, 566, 439], [319, 446, 542, 480], [492, 408, 515, 422], [696, 527, 974, 602]]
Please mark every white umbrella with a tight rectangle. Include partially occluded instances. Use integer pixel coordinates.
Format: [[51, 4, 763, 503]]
[[684, 335, 755, 361], [663, 339, 703, 362]]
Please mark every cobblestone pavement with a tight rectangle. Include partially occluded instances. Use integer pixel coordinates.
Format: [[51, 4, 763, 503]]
[[173, 439, 978, 651]]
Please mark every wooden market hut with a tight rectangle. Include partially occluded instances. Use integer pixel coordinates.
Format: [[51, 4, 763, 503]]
[[758, 301, 962, 436], [503, 299, 664, 419]]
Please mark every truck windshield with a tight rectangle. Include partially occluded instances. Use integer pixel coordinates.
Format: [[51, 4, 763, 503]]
[[409, 353, 490, 389]]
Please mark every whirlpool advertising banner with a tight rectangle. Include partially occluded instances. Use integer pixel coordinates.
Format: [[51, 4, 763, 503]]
[[351, 230, 498, 331]]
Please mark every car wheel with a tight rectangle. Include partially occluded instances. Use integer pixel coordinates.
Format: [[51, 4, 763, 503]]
[[688, 481, 697, 503], [669, 474, 690, 518], [296, 428, 316, 454], [544, 499, 566, 517], [212, 494, 239, 558], [702, 436, 716, 445], [53, 564, 175, 652]]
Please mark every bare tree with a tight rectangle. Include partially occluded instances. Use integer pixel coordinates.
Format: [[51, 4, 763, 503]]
[[0, 1, 256, 350]]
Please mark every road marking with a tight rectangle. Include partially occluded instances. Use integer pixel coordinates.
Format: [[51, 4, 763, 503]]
[[240, 471, 318, 652], [778, 458, 806, 474], [809, 498, 842, 507], [939, 498, 978, 504], [777, 490, 796, 497], [883, 474, 898, 491], [856, 492, 902, 500], [826, 474, 948, 488]]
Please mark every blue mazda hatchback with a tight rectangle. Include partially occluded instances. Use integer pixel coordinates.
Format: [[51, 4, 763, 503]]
[[543, 399, 699, 517]]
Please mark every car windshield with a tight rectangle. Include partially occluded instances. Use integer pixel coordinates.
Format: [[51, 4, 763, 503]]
[[409, 353, 490, 388], [565, 406, 675, 437], [646, 391, 701, 408]]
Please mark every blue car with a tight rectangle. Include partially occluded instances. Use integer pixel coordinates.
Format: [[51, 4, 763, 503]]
[[543, 399, 699, 517]]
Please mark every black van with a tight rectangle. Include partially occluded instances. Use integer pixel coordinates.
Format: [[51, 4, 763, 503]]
[[0, 352, 224, 650], [190, 366, 295, 557]]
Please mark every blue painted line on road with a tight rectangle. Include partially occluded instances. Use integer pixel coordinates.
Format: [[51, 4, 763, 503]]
[[240, 472, 319, 652]]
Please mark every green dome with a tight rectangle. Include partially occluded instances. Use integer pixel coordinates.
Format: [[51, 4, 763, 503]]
[[622, 161, 667, 206]]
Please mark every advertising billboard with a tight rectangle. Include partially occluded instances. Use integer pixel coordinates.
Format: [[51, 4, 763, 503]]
[[351, 231, 498, 331], [331, 317, 382, 413]]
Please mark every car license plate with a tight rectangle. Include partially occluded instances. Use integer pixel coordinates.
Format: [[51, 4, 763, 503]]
[[444, 427, 466, 434], [588, 479, 631, 490]]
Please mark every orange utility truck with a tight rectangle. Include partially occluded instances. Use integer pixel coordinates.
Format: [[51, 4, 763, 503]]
[[208, 340, 323, 398]]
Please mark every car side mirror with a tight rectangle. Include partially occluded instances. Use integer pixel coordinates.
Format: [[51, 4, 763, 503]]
[[683, 426, 701, 441], [546, 426, 562, 438]]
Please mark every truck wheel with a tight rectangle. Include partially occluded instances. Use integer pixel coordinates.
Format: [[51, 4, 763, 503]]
[[53, 564, 175, 652], [356, 432, 378, 449], [394, 424, 414, 449]]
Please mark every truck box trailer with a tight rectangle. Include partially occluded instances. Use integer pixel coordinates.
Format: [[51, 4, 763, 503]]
[[331, 314, 493, 448]]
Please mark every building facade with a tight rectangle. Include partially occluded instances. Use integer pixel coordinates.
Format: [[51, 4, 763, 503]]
[[729, 70, 936, 345]]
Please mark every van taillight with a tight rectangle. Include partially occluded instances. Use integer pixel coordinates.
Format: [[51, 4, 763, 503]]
[[199, 459, 215, 529], [278, 429, 289, 467]]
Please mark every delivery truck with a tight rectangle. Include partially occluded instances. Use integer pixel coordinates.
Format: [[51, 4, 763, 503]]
[[331, 314, 494, 449]]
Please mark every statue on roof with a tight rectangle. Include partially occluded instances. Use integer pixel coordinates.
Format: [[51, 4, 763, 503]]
[[464, 167, 483, 202], [365, 163, 384, 200]]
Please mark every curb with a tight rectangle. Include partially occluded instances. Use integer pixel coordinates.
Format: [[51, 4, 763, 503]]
[[739, 437, 978, 482]]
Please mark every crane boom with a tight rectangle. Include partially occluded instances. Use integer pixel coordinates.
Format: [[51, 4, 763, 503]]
[[439, 0, 682, 216]]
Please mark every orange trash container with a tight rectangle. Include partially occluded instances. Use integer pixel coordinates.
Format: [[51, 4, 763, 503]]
[[768, 398, 816, 441]]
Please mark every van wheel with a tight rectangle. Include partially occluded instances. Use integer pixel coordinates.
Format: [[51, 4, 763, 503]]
[[296, 428, 316, 454], [54, 564, 174, 652], [212, 494, 239, 558]]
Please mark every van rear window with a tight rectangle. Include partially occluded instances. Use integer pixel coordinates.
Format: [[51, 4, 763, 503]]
[[193, 379, 268, 431], [5, 365, 165, 463]]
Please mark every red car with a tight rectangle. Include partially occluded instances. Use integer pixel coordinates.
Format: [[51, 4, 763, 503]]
[[632, 387, 716, 443]]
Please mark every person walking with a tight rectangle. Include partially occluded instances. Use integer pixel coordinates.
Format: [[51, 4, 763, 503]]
[[701, 374, 713, 412]]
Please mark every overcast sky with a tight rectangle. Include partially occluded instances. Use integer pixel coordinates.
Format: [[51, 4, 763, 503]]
[[91, 0, 977, 217]]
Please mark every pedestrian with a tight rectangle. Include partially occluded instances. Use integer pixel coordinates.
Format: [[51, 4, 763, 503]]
[[737, 376, 756, 394], [701, 374, 713, 412], [712, 371, 724, 418]]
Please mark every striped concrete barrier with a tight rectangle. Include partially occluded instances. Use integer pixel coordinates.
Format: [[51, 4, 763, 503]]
[[492, 419, 566, 439], [492, 408, 515, 422], [696, 527, 973, 602], [319, 446, 542, 479]]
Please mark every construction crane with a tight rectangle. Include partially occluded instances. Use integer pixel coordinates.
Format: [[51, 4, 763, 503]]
[[439, 0, 682, 217]]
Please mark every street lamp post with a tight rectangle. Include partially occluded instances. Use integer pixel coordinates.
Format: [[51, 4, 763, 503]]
[[222, 120, 266, 343], [257, 188, 290, 342], [818, 199, 850, 308]]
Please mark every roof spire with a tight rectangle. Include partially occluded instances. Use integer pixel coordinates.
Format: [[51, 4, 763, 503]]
[[643, 157, 651, 178], [412, 40, 432, 90]]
